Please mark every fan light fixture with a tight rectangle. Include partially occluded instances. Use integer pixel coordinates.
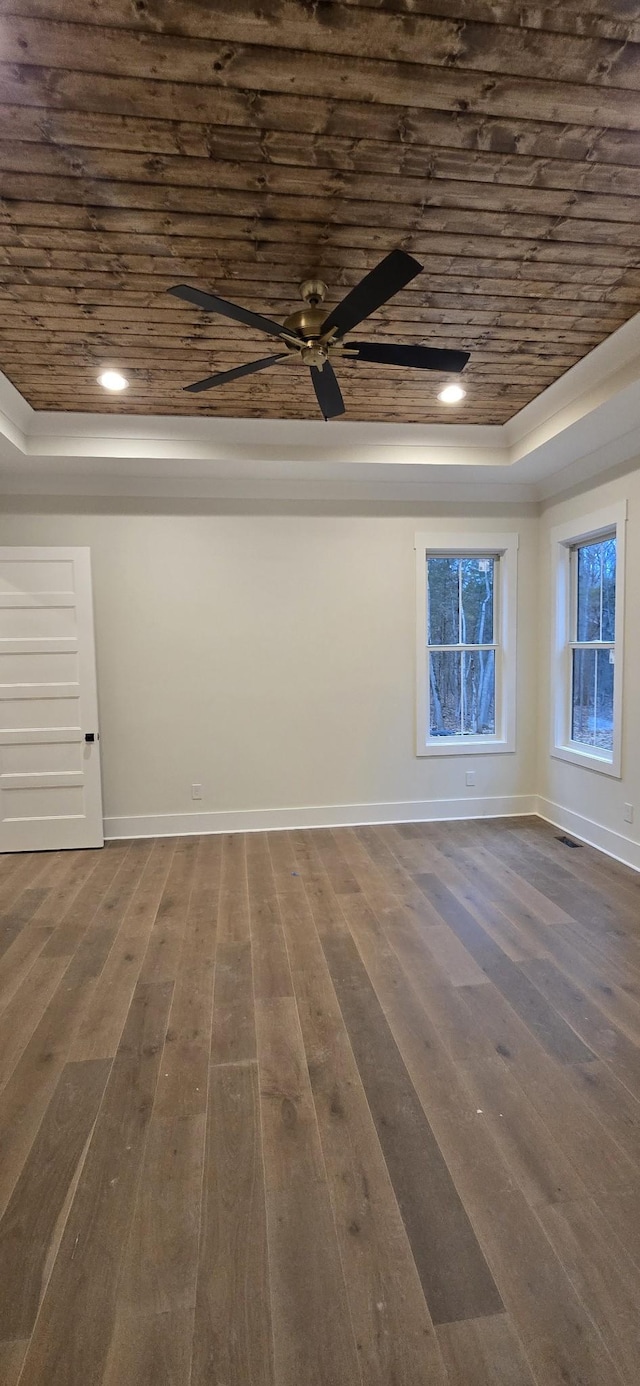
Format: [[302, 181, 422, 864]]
[[434, 382, 465, 404], [438, 383, 466, 404], [98, 370, 129, 392], [167, 251, 471, 420]]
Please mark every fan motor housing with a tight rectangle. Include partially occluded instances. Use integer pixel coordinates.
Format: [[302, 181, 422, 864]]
[[282, 304, 328, 342]]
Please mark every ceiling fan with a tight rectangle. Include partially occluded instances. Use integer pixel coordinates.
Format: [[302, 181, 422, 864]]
[[168, 249, 469, 420]]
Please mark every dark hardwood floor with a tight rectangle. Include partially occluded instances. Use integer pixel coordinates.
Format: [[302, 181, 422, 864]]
[[1, 816, 639, 1385]]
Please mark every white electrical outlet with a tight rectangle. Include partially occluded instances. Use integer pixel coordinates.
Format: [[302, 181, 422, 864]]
[[191, 783, 203, 801], [624, 803, 634, 824], [465, 771, 476, 787]]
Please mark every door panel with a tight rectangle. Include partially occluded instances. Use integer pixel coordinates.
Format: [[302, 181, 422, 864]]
[[0, 548, 103, 852]]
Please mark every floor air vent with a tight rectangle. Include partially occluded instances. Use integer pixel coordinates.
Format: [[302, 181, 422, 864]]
[[556, 835, 581, 848]]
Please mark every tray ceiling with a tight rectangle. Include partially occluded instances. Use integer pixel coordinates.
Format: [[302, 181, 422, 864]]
[[1, 1, 640, 424]]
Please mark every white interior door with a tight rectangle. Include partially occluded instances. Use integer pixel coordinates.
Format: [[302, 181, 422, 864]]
[[0, 547, 104, 852]]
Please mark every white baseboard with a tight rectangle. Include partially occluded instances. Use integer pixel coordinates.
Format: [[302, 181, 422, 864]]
[[535, 796, 640, 873], [104, 794, 537, 841]]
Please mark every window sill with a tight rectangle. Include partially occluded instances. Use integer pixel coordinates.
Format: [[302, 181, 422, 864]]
[[418, 737, 513, 758], [552, 742, 621, 779]]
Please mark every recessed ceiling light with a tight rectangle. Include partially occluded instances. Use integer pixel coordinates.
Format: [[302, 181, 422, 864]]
[[438, 383, 466, 404], [98, 369, 129, 392]]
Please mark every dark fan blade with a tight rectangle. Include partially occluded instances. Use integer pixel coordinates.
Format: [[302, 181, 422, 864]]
[[168, 284, 299, 344], [184, 353, 288, 393], [349, 341, 470, 372], [320, 250, 423, 339], [310, 361, 345, 420]]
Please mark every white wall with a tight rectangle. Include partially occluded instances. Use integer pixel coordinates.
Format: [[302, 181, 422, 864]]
[[537, 461, 640, 868], [0, 500, 538, 836]]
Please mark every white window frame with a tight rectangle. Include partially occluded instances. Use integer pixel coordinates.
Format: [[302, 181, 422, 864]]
[[550, 501, 626, 779], [415, 532, 518, 757]]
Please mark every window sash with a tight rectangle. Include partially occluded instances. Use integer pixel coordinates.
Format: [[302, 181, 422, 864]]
[[428, 646, 499, 739], [416, 531, 518, 758], [570, 531, 616, 645], [568, 534, 616, 753], [550, 504, 625, 779], [427, 554, 498, 651], [426, 554, 499, 741]]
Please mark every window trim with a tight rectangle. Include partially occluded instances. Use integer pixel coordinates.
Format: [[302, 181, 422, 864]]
[[550, 502, 627, 779], [415, 532, 518, 757]]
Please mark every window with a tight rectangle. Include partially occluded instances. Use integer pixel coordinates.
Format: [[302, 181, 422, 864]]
[[415, 533, 518, 756], [551, 503, 626, 778]]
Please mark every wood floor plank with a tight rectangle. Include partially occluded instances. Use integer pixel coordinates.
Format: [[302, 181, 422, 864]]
[[191, 1061, 274, 1386], [0, 850, 57, 913], [0, 844, 135, 1038], [322, 925, 504, 1326], [93, 848, 209, 1385], [279, 880, 449, 1386], [0, 840, 157, 1218], [101, 1307, 193, 1386], [0, 887, 50, 964], [0, 924, 54, 1015], [247, 831, 293, 1000], [210, 834, 256, 1065], [509, 827, 640, 931], [39, 842, 130, 959], [327, 827, 400, 912], [359, 947, 627, 1386], [68, 836, 175, 1061], [310, 826, 362, 895], [478, 830, 624, 935], [116, 1111, 205, 1317], [138, 835, 198, 985], [522, 956, 640, 1096], [0, 1340, 28, 1386], [460, 826, 579, 927], [457, 1052, 590, 1209], [459, 981, 640, 1193], [256, 995, 326, 1192], [288, 835, 352, 938], [154, 834, 219, 1119], [539, 930, 640, 1046], [595, 1186, 640, 1272], [0, 1057, 111, 1342], [343, 882, 497, 1065], [421, 921, 492, 987], [356, 824, 440, 912], [566, 1060, 640, 1171], [17, 978, 174, 1386], [0, 955, 69, 1091], [256, 992, 363, 1386], [423, 843, 552, 961], [416, 874, 597, 1064], [210, 939, 256, 1065], [217, 832, 250, 944], [437, 1314, 536, 1385], [537, 1197, 640, 1386]]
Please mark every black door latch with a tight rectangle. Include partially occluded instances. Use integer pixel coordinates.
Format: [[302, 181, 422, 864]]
[[84, 732, 98, 742]]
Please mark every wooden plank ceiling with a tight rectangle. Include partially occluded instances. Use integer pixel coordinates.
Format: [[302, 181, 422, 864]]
[[1, 1, 640, 424]]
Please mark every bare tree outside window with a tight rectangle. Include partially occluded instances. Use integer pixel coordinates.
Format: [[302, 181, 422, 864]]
[[571, 536, 616, 751], [427, 556, 497, 738]]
